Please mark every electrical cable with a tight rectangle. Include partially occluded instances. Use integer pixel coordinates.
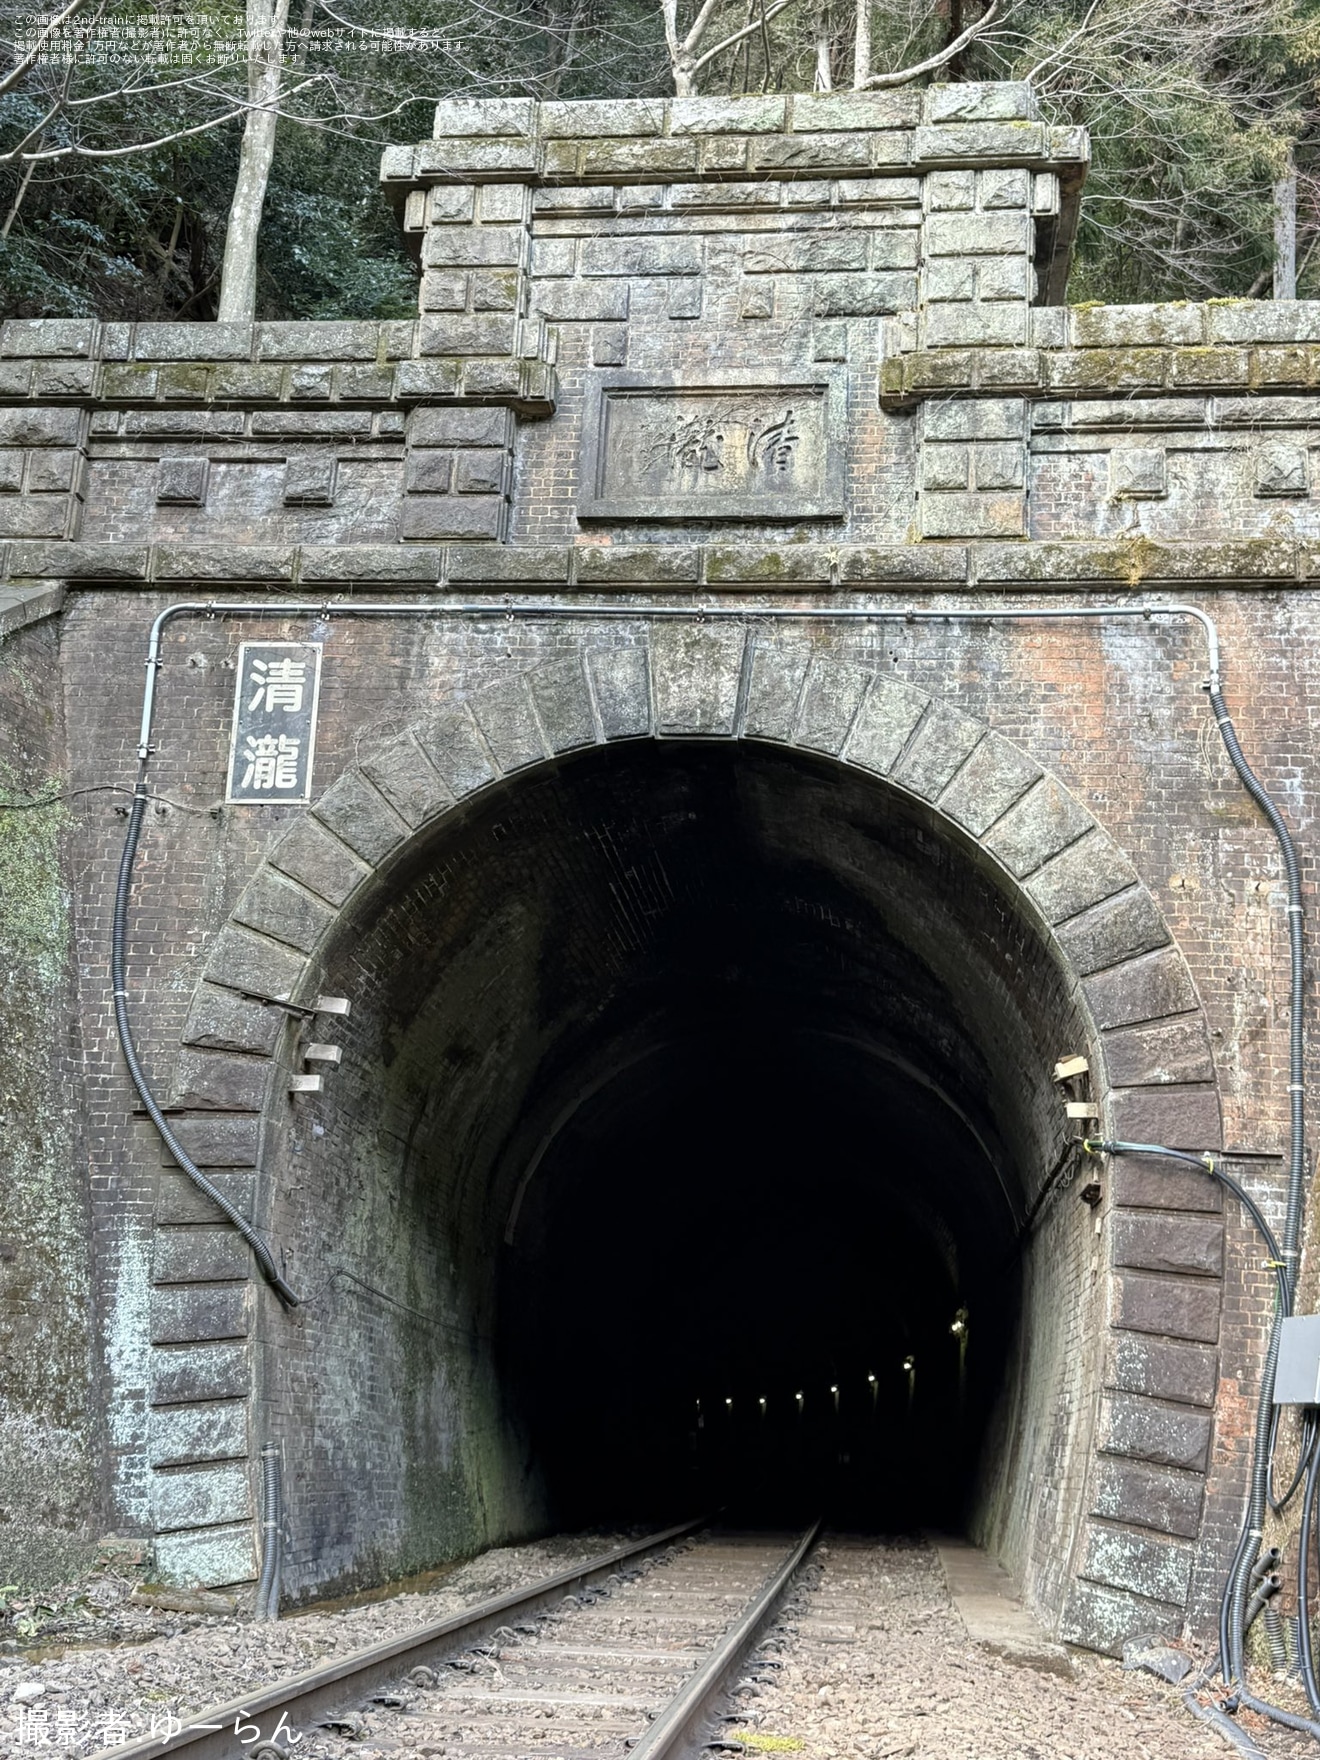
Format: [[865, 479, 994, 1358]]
[[1297, 1419, 1320, 1715]]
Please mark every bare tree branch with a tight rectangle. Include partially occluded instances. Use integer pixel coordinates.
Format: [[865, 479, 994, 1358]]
[[858, 0, 1000, 89]]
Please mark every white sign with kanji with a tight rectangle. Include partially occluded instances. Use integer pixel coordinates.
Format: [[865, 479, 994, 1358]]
[[226, 641, 323, 804]]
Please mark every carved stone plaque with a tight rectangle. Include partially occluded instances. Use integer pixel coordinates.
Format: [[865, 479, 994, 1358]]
[[577, 369, 846, 521]]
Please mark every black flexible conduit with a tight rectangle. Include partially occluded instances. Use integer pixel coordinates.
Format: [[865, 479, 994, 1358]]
[[112, 762, 300, 1307], [1298, 1430, 1320, 1714]]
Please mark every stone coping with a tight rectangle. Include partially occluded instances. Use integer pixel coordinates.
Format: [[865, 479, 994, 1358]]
[[4, 535, 1315, 589]]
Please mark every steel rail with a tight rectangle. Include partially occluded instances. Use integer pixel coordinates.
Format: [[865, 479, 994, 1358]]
[[630, 1520, 822, 1760], [94, 1518, 706, 1760]]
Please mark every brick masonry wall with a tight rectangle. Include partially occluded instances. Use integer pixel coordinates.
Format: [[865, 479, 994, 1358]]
[[0, 84, 1316, 1654]]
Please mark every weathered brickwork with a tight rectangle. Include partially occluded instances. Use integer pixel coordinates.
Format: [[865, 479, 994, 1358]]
[[1, 83, 1317, 1656]]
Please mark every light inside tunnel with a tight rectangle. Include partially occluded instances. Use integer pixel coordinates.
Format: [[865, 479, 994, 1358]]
[[270, 736, 1097, 1610]]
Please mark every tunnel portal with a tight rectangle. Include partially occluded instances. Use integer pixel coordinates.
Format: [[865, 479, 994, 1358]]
[[267, 735, 1102, 1630]]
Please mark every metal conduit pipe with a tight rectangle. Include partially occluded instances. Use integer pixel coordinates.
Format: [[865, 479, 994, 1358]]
[[255, 1442, 283, 1622], [113, 596, 1301, 1681], [1261, 1602, 1290, 1674], [1182, 1690, 1269, 1760]]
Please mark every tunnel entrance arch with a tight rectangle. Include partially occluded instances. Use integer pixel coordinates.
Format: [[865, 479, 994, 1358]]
[[179, 629, 1224, 1654]]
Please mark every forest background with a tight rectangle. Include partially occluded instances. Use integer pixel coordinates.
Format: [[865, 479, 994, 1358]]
[[1, 0, 1319, 324]]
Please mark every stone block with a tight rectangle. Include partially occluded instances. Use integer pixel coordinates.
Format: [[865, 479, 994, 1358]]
[[406, 452, 452, 494], [1102, 1015, 1214, 1087], [1108, 1155, 1223, 1215], [743, 646, 812, 743], [924, 212, 1031, 256], [751, 134, 872, 172], [1102, 1391, 1213, 1472], [287, 364, 332, 401], [743, 236, 868, 274], [1115, 1271, 1219, 1345], [920, 491, 1024, 538], [979, 167, 1030, 209], [1110, 1333, 1219, 1408], [530, 240, 577, 279], [1060, 1580, 1180, 1657], [1, 316, 98, 356], [204, 925, 308, 1005], [581, 237, 701, 278], [403, 497, 506, 541], [152, 1229, 251, 1284], [211, 364, 284, 401], [924, 259, 975, 301], [533, 186, 617, 215], [924, 81, 1034, 123], [153, 1463, 251, 1532], [25, 450, 80, 494], [0, 450, 23, 493], [1082, 946, 1199, 1030], [0, 498, 66, 543], [417, 138, 538, 176], [575, 545, 701, 584], [924, 302, 1028, 349], [183, 985, 285, 1057], [1113, 1213, 1223, 1279], [794, 660, 872, 755], [410, 406, 514, 447], [1110, 448, 1167, 499], [255, 321, 380, 360], [1110, 1086, 1224, 1159], [268, 814, 371, 907], [425, 186, 476, 223], [313, 771, 407, 867], [667, 281, 703, 319], [973, 441, 1024, 489], [938, 734, 1040, 836], [891, 705, 983, 799], [149, 1401, 247, 1468], [670, 96, 786, 133], [529, 657, 597, 753], [418, 315, 518, 356], [150, 1285, 249, 1346], [845, 675, 930, 775], [836, 174, 921, 205], [541, 99, 665, 137], [283, 455, 337, 506], [422, 228, 526, 269], [1026, 830, 1139, 924], [651, 623, 746, 737], [432, 96, 534, 137], [467, 678, 547, 772], [469, 270, 521, 312], [160, 1115, 259, 1170], [593, 325, 628, 365], [393, 361, 462, 399], [1090, 1457, 1204, 1540], [150, 1342, 249, 1406], [251, 411, 370, 437], [455, 451, 507, 496], [705, 546, 833, 584], [447, 545, 570, 582], [1080, 1525, 1192, 1606], [790, 90, 921, 131], [914, 122, 1046, 163], [153, 544, 295, 582], [1255, 442, 1309, 497], [1167, 348, 1249, 388], [921, 445, 969, 490], [978, 778, 1094, 879], [155, 1172, 256, 1228], [478, 184, 527, 223], [153, 1524, 256, 1589], [588, 647, 652, 741], [1205, 302, 1320, 345], [1055, 887, 1170, 975], [169, 1051, 268, 1113], [978, 256, 1032, 300], [233, 870, 335, 955], [417, 709, 499, 798], [580, 139, 699, 177], [360, 735, 454, 828], [812, 273, 915, 316], [927, 170, 975, 210], [461, 360, 526, 399], [924, 399, 1024, 442], [32, 359, 97, 397]]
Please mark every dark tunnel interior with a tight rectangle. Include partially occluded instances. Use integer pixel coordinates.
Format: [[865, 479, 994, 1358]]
[[284, 731, 1087, 1584]]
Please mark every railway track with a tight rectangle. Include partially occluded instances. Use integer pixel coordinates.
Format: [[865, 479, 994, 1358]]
[[98, 1521, 821, 1760]]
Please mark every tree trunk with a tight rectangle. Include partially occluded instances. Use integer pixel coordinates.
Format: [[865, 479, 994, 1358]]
[[851, 0, 870, 88], [1274, 159, 1297, 300], [814, 10, 832, 89], [217, 0, 291, 323]]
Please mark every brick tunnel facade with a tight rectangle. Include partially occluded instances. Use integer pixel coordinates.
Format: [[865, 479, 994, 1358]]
[[1, 80, 1317, 1656]]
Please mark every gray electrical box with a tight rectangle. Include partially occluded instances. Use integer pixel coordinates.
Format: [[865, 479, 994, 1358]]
[[1274, 1315, 1320, 1405]]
